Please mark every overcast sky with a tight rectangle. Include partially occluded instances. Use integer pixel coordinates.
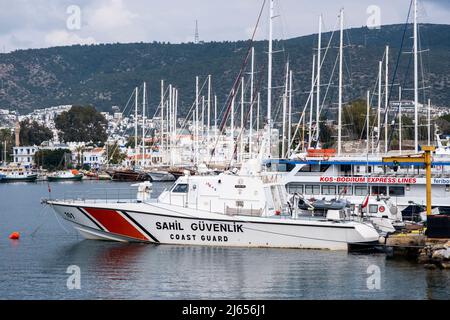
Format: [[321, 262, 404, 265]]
[[0, 0, 449, 53]]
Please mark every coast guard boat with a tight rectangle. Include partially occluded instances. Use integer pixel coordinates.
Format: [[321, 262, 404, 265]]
[[46, 160, 380, 251]]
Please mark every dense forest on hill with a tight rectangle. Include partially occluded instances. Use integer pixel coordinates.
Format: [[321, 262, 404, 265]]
[[0, 24, 448, 122]]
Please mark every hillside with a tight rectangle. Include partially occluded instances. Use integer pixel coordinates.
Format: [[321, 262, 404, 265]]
[[0, 23, 449, 118]]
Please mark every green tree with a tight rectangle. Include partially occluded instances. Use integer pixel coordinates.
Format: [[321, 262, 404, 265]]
[[106, 142, 126, 165], [319, 121, 336, 149], [0, 129, 14, 163], [55, 105, 107, 143], [19, 120, 53, 146], [35, 149, 72, 170], [342, 99, 374, 140]]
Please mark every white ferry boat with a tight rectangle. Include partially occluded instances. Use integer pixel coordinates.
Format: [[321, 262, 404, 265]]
[[267, 148, 450, 220], [46, 160, 380, 251]]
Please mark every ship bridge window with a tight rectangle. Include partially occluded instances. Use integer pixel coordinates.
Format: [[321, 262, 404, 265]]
[[305, 185, 321, 195], [299, 164, 330, 173], [371, 186, 387, 196], [369, 205, 379, 214], [340, 165, 352, 174], [274, 163, 296, 172], [287, 183, 303, 194], [322, 185, 336, 195], [389, 186, 405, 197], [338, 185, 352, 195], [354, 186, 369, 196], [172, 184, 189, 193]]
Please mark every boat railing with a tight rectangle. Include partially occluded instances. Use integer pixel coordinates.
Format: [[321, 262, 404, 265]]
[[61, 188, 139, 204]]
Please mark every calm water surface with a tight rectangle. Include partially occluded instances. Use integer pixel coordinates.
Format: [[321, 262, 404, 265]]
[[0, 181, 448, 300]]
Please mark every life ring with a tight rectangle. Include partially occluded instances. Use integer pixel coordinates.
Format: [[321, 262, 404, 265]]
[[379, 206, 385, 213]]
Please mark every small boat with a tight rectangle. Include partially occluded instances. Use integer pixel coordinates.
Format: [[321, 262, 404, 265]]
[[83, 171, 112, 181], [107, 169, 150, 182], [148, 170, 176, 182], [168, 167, 196, 179], [47, 170, 84, 181], [46, 160, 380, 251], [0, 167, 38, 183]]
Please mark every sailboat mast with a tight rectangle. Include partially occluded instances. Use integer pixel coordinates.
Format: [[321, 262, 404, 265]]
[[414, 0, 419, 153], [282, 61, 289, 157], [288, 69, 293, 155], [399, 86, 403, 154], [316, 14, 322, 142], [142, 82, 147, 165], [195, 76, 199, 166], [267, 0, 274, 156], [385, 45, 389, 154], [135, 87, 138, 167], [208, 75, 211, 145], [377, 61, 382, 154], [214, 95, 218, 145], [257, 92, 260, 134], [240, 77, 245, 162], [160, 80, 164, 163], [249, 47, 255, 158], [231, 88, 235, 154], [309, 54, 316, 149], [337, 8, 344, 156], [367, 90, 370, 154]]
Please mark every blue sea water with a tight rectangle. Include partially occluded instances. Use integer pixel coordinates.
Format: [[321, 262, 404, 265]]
[[0, 181, 448, 300]]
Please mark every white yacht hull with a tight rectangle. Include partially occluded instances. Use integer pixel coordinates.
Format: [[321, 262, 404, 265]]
[[48, 201, 380, 251], [148, 171, 176, 182]]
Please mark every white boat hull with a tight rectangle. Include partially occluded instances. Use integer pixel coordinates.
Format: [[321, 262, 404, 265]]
[[148, 172, 176, 182], [48, 201, 380, 251]]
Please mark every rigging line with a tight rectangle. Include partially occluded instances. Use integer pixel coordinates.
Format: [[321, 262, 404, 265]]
[[210, 0, 267, 160], [226, 56, 267, 166], [380, 0, 413, 150], [309, 53, 340, 145], [289, 17, 339, 152], [177, 76, 209, 133]]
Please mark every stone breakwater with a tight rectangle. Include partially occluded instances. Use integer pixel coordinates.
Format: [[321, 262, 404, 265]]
[[418, 239, 450, 270]]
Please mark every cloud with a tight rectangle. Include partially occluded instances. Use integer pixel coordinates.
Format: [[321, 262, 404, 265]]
[[86, 0, 137, 31], [0, 0, 448, 52]]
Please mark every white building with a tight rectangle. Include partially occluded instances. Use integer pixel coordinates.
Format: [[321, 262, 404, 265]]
[[12, 146, 38, 167], [83, 148, 106, 168]]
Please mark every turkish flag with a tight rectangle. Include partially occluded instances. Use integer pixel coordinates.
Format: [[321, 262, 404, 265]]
[[361, 194, 369, 209]]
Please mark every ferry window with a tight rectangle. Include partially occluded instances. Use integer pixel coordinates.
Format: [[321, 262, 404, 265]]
[[389, 186, 405, 197], [371, 186, 387, 196], [299, 165, 311, 172], [354, 186, 369, 196], [286, 163, 297, 172], [287, 183, 303, 194], [305, 185, 321, 195], [338, 185, 352, 195], [322, 185, 336, 195], [172, 184, 188, 193], [320, 165, 330, 172], [369, 205, 378, 214]]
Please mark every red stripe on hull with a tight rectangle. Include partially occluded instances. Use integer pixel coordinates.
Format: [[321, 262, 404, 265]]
[[83, 208, 149, 241]]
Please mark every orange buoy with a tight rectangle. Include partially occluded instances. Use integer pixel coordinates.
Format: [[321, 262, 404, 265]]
[[9, 232, 20, 240]]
